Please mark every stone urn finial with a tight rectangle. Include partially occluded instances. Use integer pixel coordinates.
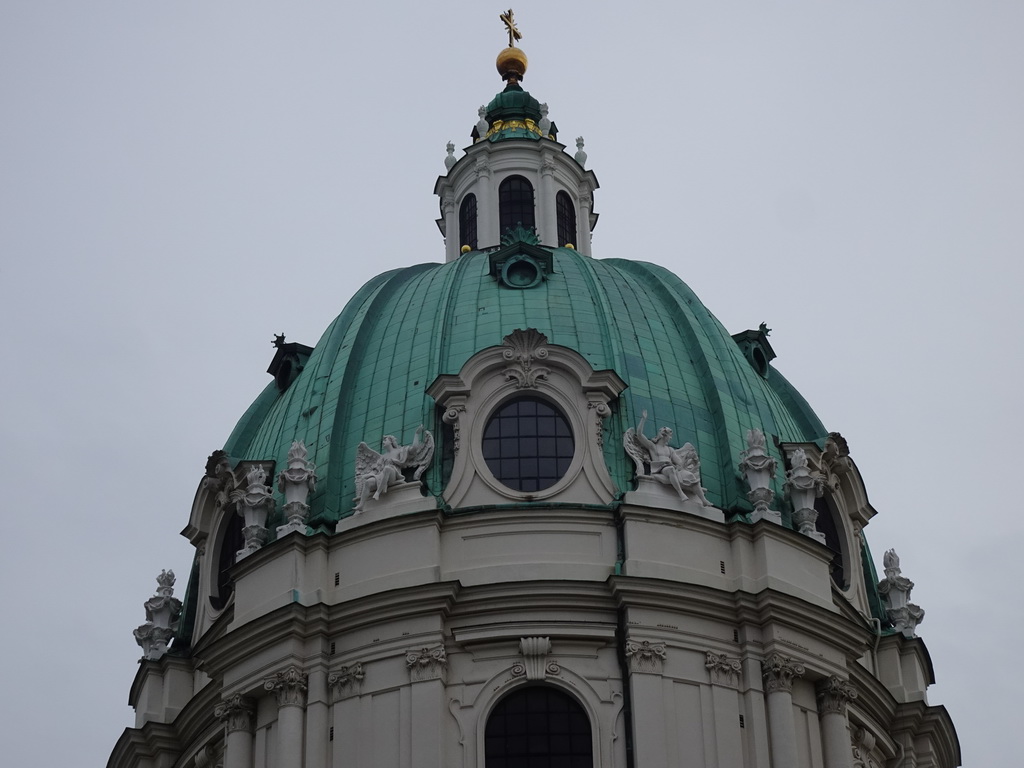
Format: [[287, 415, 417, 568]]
[[784, 448, 825, 543], [739, 428, 778, 523]]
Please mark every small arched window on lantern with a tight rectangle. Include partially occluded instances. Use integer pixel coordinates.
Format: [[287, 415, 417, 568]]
[[459, 194, 478, 251], [556, 191, 577, 247], [499, 175, 535, 236]]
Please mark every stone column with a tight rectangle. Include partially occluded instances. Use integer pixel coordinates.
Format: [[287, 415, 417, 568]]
[[442, 191, 458, 262], [304, 668, 329, 768], [215, 695, 254, 768], [539, 156, 557, 245], [817, 676, 857, 768], [474, 158, 495, 246], [578, 185, 593, 256], [761, 654, 805, 768], [265, 666, 308, 767]]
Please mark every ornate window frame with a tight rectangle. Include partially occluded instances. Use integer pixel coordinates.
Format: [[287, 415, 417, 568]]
[[427, 328, 625, 509]]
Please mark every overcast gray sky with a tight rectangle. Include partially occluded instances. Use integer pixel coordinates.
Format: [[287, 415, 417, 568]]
[[1, 2, 1020, 766]]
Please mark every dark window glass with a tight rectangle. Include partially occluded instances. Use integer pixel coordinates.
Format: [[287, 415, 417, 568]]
[[482, 397, 574, 492], [556, 191, 577, 247], [210, 511, 244, 610], [459, 194, 478, 250], [499, 176, 535, 235], [485, 687, 593, 768], [815, 495, 847, 588]]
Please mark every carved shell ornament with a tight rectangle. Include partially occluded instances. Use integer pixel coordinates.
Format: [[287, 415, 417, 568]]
[[501, 328, 551, 389]]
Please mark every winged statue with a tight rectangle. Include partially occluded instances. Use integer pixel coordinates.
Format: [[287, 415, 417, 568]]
[[354, 426, 434, 512], [624, 410, 711, 506]]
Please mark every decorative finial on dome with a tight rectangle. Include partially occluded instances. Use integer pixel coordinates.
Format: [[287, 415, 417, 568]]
[[497, 9, 528, 84]]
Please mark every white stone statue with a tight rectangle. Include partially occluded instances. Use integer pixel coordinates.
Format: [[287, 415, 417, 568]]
[[784, 448, 826, 543], [277, 441, 318, 536], [538, 103, 551, 137], [476, 105, 489, 140], [624, 410, 711, 506], [354, 426, 434, 512], [574, 136, 587, 167], [444, 141, 457, 171], [738, 428, 777, 521], [877, 548, 925, 637]]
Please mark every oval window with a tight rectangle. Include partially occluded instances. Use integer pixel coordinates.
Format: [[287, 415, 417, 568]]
[[482, 397, 574, 492]]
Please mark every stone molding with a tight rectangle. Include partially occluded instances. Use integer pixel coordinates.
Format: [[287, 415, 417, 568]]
[[215, 694, 254, 734], [625, 639, 667, 674], [406, 645, 448, 683], [328, 663, 365, 701], [761, 653, 805, 694], [817, 675, 858, 715], [705, 651, 743, 687], [263, 666, 308, 709], [511, 637, 560, 681]]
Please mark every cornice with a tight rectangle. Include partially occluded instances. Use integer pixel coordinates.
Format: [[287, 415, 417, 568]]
[[128, 653, 194, 709], [105, 722, 179, 768], [890, 701, 962, 767], [611, 577, 871, 663]]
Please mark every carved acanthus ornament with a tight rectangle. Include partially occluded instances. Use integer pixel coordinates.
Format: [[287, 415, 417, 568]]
[[231, 464, 275, 560], [817, 675, 858, 715], [877, 549, 925, 637], [625, 639, 667, 674], [215, 694, 254, 734], [474, 155, 491, 179], [784, 448, 826, 544], [511, 637, 560, 680], [263, 666, 308, 708], [328, 663, 365, 700], [406, 645, 448, 682], [501, 329, 551, 389], [761, 654, 805, 694], [705, 651, 742, 687]]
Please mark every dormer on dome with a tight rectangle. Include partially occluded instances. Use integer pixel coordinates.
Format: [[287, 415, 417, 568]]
[[434, 20, 598, 261]]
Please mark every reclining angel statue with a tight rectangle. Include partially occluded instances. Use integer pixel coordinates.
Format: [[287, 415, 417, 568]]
[[354, 425, 434, 513], [623, 410, 712, 506]]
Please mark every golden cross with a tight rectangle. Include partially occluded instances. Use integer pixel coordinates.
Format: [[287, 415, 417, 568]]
[[499, 8, 522, 47]]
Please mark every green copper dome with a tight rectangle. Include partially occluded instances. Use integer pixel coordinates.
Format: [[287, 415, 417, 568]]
[[222, 247, 827, 530]]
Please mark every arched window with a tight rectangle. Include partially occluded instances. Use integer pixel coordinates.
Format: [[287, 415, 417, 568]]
[[499, 175, 535, 235], [556, 191, 577, 247], [485, 686, 593, 768], [459, 194, 478, 251], [482, 396, 575, 493], [209, 511, 244, 610], [815, 495, 848, 589]]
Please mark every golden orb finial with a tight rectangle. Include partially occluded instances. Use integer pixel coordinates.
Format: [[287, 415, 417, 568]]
[[461, 244, 472, 254], [496, 9, 528, 83]]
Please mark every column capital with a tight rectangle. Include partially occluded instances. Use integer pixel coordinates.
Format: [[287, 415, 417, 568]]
[[816, 675, 858, 715], [761, 653, 806, 694], [264, 665, 308, 708], [215, 694, 254, 734]]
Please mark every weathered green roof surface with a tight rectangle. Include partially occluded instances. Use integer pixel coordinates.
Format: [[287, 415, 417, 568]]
[[223, 248, 828, 528]]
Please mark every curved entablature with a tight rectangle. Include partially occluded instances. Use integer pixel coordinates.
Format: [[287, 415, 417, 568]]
[[435, 136, 599, 261], [427, 328, 626, 509]]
